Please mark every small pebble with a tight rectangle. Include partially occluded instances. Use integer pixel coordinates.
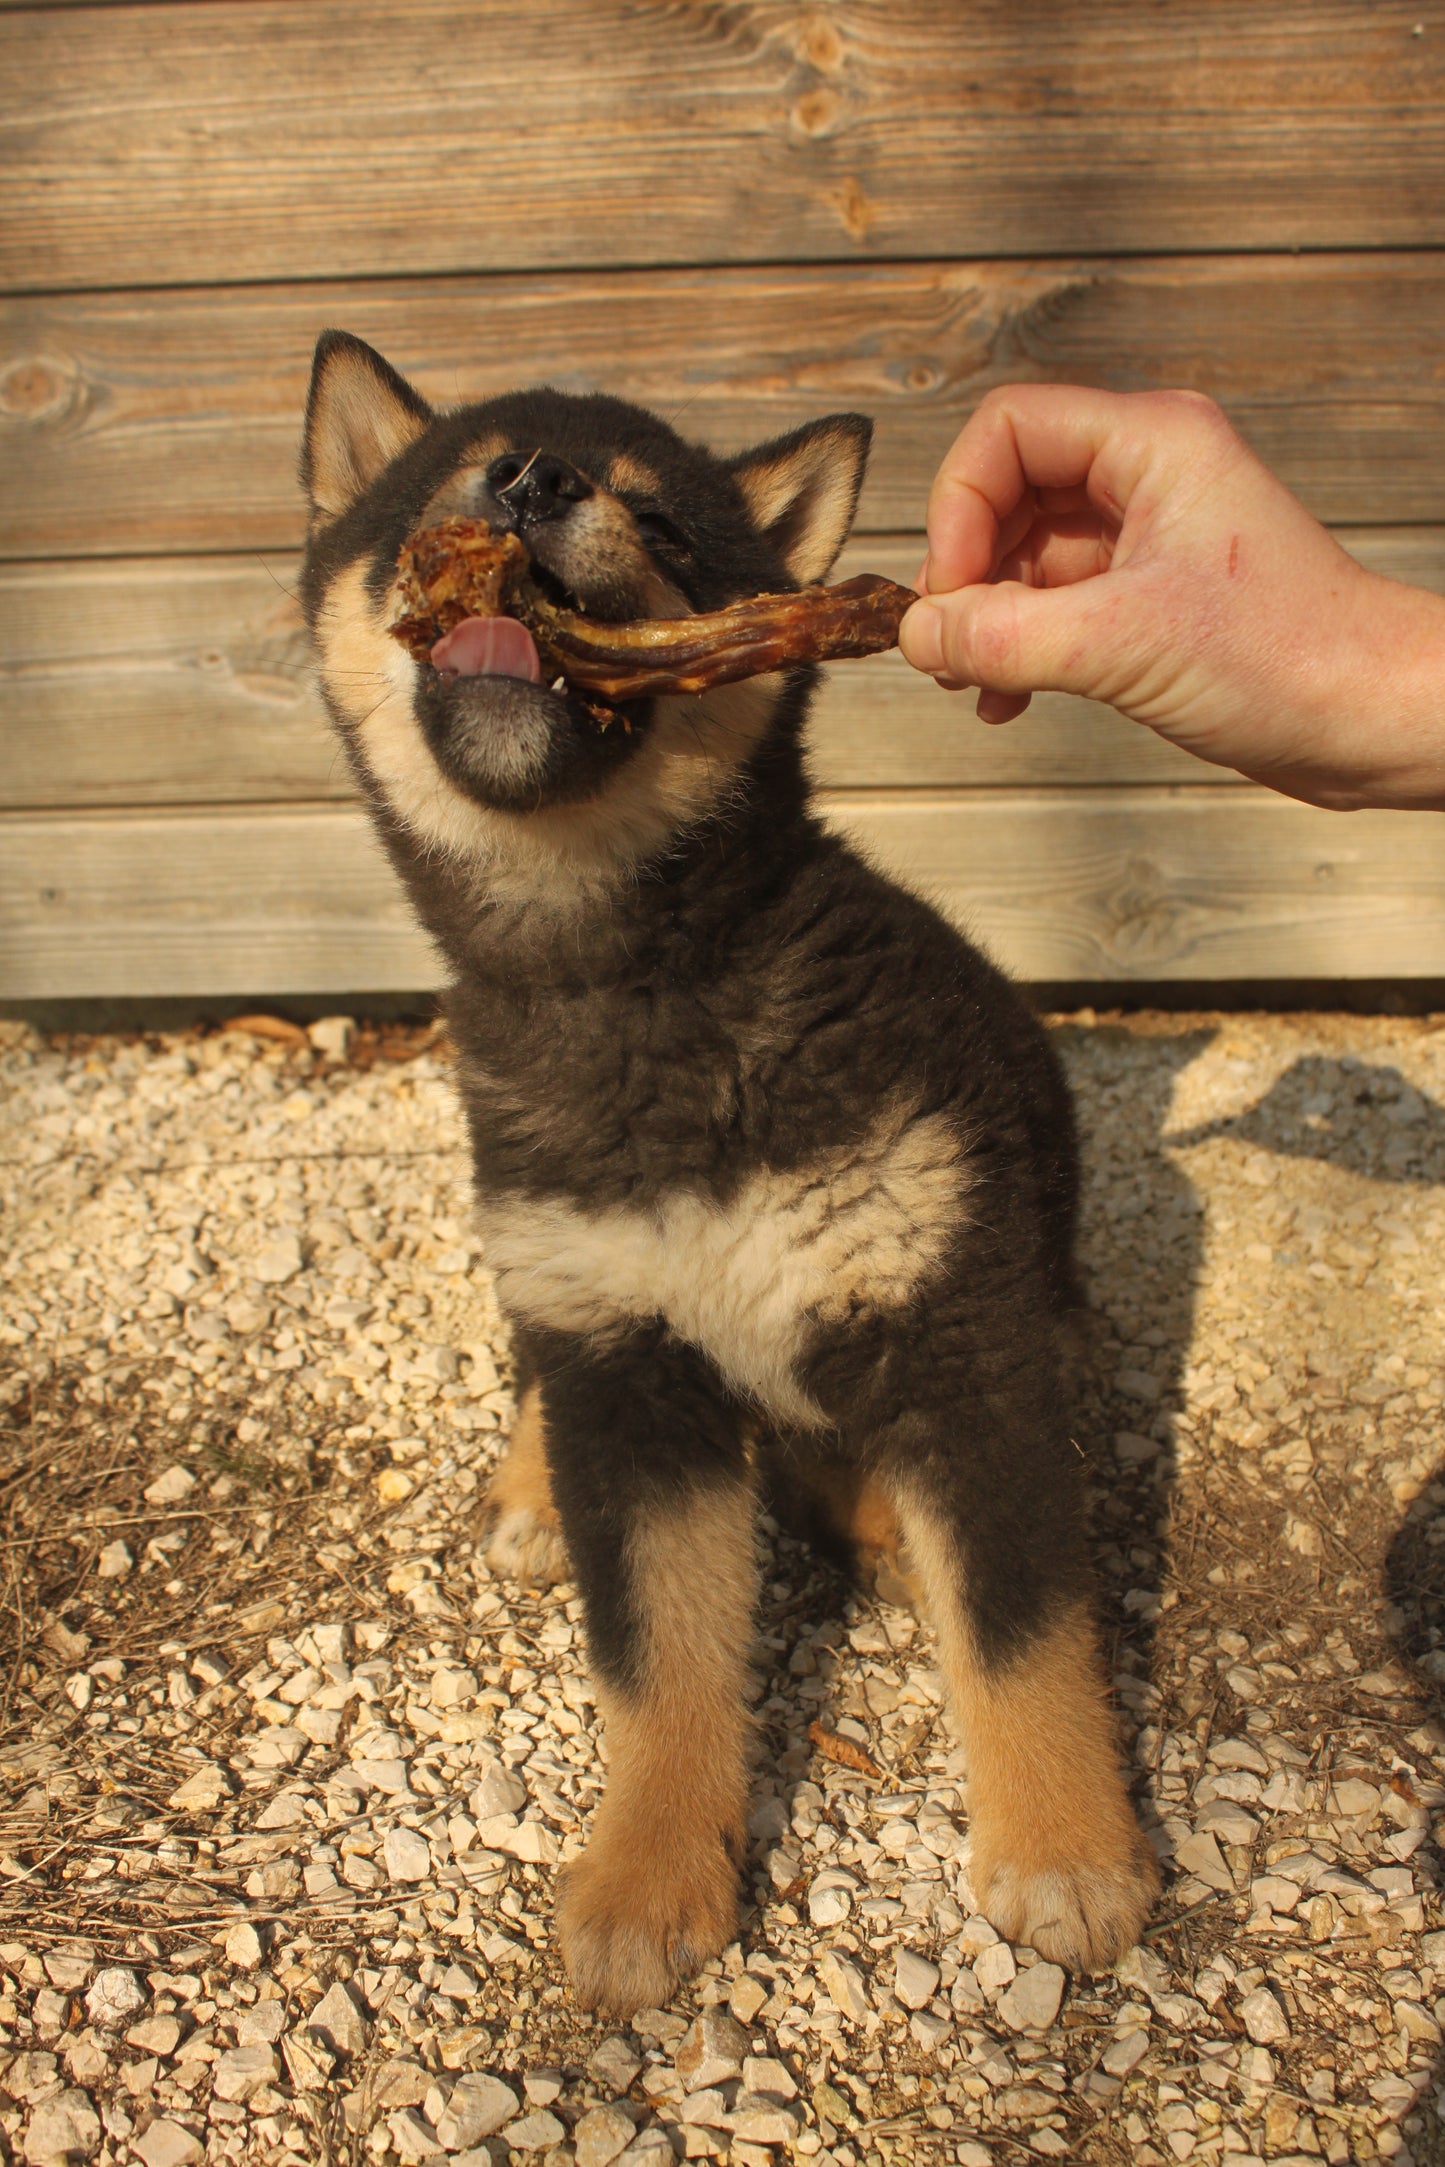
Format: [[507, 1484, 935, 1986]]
[[1239, 1985, 1291, 2045], [997, 1961, 1066, 2033], [308, 1980, 368, 2055], [588, 2036, 643, 2095], [253, 1233, 305, 1284], [22, 2088, 101, 2166], [223, 1922, 265, 1971], [84, 1969, 146, 2030], [504, 2110, 568, 2152], [211, 2044, 281, 2102], [729, 1974, 768, 2025], [125, 2017, 182, 2057], [383, 1826, 432, 1882], [892, 1948, 941, 2010], [816, 1949, 869, 2021], [574, 2104, 636, 2167], [435, 2073, 520, 2148], [973, 1941, 1017, 1996], [130, 2121, 204, 2167]]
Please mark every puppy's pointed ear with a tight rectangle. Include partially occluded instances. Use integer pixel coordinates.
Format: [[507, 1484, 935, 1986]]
[[302, 330, 432, 524], [729, 414, 872, 584]]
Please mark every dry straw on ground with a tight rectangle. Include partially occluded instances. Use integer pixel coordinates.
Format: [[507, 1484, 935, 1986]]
[[3, 1008, 1445, 2167]]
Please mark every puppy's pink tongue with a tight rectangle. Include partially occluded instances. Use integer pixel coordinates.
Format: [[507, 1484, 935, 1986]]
[[430, 615, 542, 681]]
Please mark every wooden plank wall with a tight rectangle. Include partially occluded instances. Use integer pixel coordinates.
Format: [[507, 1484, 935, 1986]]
[[2, 1, 1444, 997]]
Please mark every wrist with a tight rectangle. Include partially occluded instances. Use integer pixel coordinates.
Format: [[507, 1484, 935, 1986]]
[[1309, 573, 1445, 810]]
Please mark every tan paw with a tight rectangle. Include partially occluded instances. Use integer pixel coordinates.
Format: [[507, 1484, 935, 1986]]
[[973, 1829, 1161, 1973], [483, 1501, 569, 1586], [556, 1827, 742, 2015]]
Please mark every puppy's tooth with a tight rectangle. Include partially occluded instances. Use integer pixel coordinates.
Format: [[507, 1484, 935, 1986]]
[[551, 675, 566, 692]]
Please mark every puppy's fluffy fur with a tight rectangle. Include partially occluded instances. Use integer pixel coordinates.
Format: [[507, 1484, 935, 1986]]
[[300, 332, 1158, 2014]]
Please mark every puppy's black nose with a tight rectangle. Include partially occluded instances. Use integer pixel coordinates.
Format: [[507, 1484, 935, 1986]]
[[488, 450, 593, 525]]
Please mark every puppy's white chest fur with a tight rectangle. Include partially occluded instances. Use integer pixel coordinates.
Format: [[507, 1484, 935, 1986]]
[[478, 1107, 967, 1428]]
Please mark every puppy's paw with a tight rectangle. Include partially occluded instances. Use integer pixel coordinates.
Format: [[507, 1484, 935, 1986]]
[[857, 1539, 925, 1617], [481, 1382, 566, 1584], [483, 1500, 569, 1587], [556, 1826, 742, 2015], [973, 1826, 1160, 1973]]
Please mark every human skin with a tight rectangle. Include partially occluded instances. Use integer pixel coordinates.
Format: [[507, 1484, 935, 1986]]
[[898, 385, 1445, 812]]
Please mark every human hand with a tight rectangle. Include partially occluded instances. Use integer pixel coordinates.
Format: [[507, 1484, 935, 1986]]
[[898, 385, 1445, 810]]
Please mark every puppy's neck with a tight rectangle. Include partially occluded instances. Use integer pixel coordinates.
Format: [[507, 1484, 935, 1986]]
[[377, 680, 816, 979]]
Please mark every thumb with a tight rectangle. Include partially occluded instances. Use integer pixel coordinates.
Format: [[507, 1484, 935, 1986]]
[[899, 578, 1128, 703]]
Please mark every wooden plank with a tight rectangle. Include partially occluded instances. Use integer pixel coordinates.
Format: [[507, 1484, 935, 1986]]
[[5, 2, 1444, 292], [5, 532, 1441, 810], [7, 253, 1445, 558], [836, 793, 1445, 984], [6, 789, 1445, 997], [0, 805, 434, 996], [0, 554, 341, 808]]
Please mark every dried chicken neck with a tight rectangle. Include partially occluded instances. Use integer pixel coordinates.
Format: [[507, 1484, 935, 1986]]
[[389, 523, 531, 661], [522, 572, 918, 702], [390, 515, 917, 701]]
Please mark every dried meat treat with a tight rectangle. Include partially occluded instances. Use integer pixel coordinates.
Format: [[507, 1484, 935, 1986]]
[[527, 570, 919, 703], [389, 515, 917, 703], [389, 522, 531, 660]]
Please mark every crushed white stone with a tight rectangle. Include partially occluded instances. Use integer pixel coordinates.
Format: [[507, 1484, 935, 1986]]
[[129, 2122, 204, 2167], [1238, 1984, 1292, 2046], [676, 2008, 749, 2091], [22, 2087, 101, 2165], [141, 1463, 197, 1505], [308, 1978, 368, 2055], [504, 2107, 567, 2150], [892, 1947, 942, 2010], [4, 1008, 1445, 2167], [383, 1825, 433, 1882], [574, 2101, 636, 2167], [996, 1961, 1067, 2033], [435, 2072, 520, 2147], [83, 1968, 145, 2030], [223, 1920, 265, 1970]]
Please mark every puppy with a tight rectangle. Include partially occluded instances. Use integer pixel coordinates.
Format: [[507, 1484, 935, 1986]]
[[300, 330, 1159, 2014]]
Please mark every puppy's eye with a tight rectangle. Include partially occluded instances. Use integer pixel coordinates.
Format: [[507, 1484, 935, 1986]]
[[634, 509, 690, 558]]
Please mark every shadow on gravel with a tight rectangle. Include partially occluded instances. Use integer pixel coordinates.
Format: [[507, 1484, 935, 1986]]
[[1168, 1053, 1445, 1181], [1175, 1046, 1445, 1688], [1181, 1049, 1445, 2165]]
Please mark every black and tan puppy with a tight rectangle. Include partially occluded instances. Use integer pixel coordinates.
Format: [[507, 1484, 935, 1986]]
[[300, 330, 1160, 2014]]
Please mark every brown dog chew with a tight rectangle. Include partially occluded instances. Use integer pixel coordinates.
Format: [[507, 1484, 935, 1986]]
[[389, 515, 917, 702]]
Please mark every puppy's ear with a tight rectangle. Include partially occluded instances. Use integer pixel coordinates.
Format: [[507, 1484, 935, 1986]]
[[729, 414, 872, 584], [302, 330, 432, 524]]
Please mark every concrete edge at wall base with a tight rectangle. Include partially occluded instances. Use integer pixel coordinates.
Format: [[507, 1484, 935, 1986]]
[[4, 982, 1445, 1039]]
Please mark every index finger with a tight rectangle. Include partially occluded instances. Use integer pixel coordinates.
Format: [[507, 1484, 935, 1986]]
[[924, 384, 1152, 593]]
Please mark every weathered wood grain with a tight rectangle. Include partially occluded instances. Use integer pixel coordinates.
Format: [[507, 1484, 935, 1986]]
[[838, 793, 1445, 985], [0, 805, 437, 997], [5, 2, 1443, 292], [7, 254, 1445, 558], [7, 789, 1445, 997], [0, 554, 338, 808], [7, 532, 1441, 810]]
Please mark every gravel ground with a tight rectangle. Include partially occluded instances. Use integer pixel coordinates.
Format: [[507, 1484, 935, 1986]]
[[4, 1006, 1445, 2167]]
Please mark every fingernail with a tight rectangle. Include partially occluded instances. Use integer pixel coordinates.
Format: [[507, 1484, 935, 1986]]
[[899, 597, 944, 676]]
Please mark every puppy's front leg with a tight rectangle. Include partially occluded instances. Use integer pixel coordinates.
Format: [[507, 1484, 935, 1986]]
[[890, 1386, 1158, 1971], [539, 1327, 756, 2015]]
